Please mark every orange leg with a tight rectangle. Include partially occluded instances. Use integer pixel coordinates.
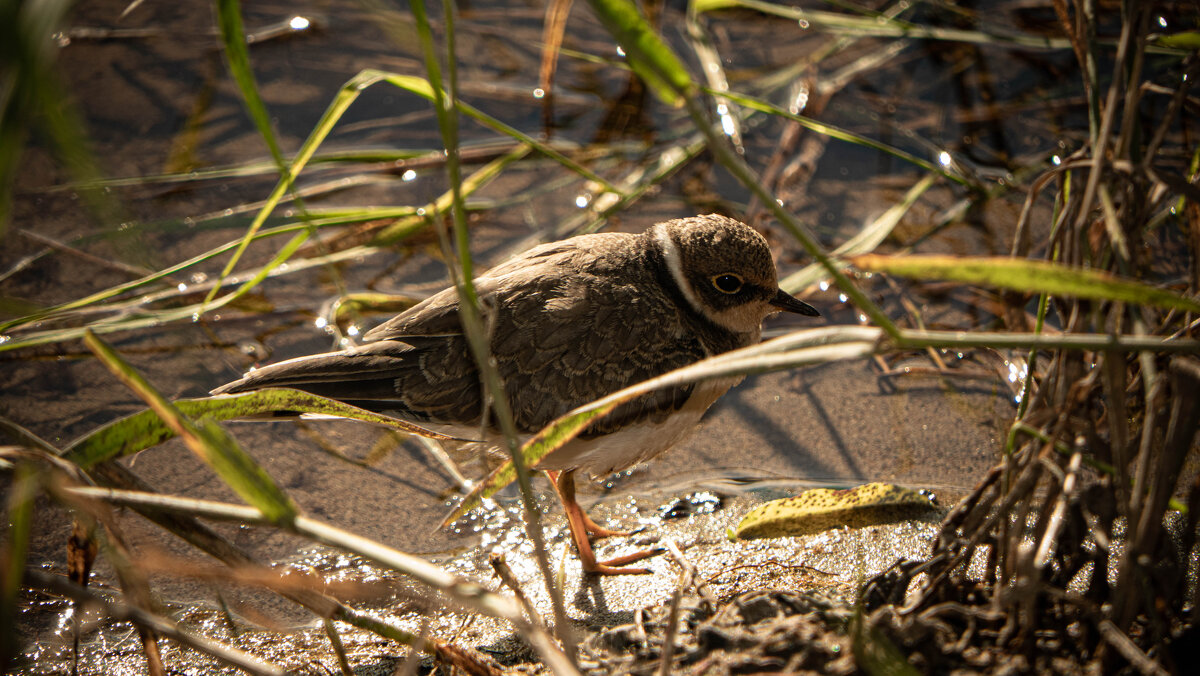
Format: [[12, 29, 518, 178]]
[[548, 470, 662, 575]]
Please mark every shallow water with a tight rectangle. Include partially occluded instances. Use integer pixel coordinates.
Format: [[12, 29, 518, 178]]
[[1, 0, 1120, 671]]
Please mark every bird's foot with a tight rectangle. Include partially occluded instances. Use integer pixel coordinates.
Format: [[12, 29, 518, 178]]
[[582, 546, 665, 576], [579, 510, 632, 539], [552, 468, 662, 575]]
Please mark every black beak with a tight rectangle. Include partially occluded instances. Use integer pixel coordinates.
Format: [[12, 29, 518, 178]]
[[770, 288, 821, 316]]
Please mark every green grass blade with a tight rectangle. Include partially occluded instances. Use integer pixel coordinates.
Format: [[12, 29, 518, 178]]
[[189, 418, 300, 526], [584, 0, 696, 105], [0, 219, 299, 336], [717, 89, 970, 186], [54, 148, 438, 190], [82, 330, 298, 525], [1, 463, 37, 669], [0, 143, 514, 345], [781, 173, 937, 293], [195, 67, 616, 312], [0, 0, 128, 239], [64, 388, 458, 470], [700, 0, 1071, 51], [215, 0, 288, 172], [444, 403, 622, 525], [850, 254, 1200, 313], [207, 0, 320, 313], [1, 214, 423, 352], [369, 143, 531, 245], [199, 69, 391, 310], [443, 313, 1200, 526], [363, 70, 618, 193]]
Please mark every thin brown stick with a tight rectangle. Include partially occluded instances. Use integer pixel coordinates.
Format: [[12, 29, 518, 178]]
[[657, 540, 696, 676], [538, 0, 573, 134]]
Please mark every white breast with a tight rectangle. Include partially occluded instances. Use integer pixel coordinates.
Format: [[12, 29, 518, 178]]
[[534, 376, 741, 477]]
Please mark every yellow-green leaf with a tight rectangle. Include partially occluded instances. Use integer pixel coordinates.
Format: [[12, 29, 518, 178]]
[[331, 292, 421, 325], [735, 482, 936, 539], [850, 254, 1200, 314], [691, 0, 740, 12], [1154, 31, 1200, 50]]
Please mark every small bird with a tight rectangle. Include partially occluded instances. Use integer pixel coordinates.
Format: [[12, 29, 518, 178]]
[[213, 214, 819, 574]]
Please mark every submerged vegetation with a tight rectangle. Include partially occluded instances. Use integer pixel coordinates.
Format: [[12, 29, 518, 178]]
[[2, 0, 1199, 673]]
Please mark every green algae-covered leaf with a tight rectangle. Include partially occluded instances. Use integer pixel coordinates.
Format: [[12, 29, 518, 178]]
[[64, 388, 455, 470], [82, 330, 298, 525], [735, 482, 936, 539], [850, 254, 1200, 314], [188, 417, 300, 526]]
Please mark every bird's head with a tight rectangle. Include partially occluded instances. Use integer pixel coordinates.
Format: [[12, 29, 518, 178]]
[[651, 214, 820, 335]]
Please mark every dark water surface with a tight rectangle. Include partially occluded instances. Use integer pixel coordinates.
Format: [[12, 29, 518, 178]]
[[1, 0, 1100, 670]]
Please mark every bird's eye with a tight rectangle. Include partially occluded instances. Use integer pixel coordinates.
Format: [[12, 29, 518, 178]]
[[711, 273, 743, 294]]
